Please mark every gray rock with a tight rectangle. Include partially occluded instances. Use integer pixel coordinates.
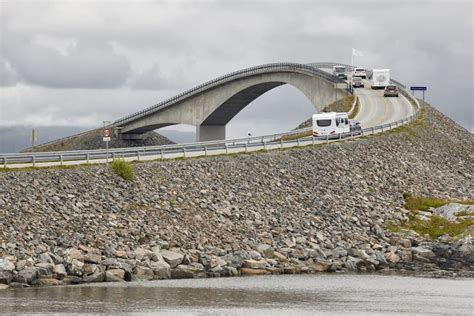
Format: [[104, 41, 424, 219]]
[[432, 203, 474, 223], [149, 260, 171, 280], [0, 259, 14, 284], [257, 244, 274, 258], [171, 263, 206, 279], [53, 264, 67, 280], [105, 269, 125, 282], [133, 266, 154, 281], [160, 250, 184, 268], [15, 267, 38, 284]]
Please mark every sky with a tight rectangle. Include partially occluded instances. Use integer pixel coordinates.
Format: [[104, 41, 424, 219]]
[[0, 0, 473, 142]]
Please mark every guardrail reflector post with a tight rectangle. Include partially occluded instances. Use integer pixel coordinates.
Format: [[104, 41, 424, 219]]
[[60, 155, 63, 166], [326, 135, 329, 144], [136, 151, 140, 161], [3, 157, 6, 168], [225, 144, 228, 154], [183, 147, 186, 158], [297, 138, 300, 146], [160, 149, 164, 160], [32, 156, 35, 168], [204, 146, 208, 156], [86, 154, 90, 164], [245, 143, 248, 153]]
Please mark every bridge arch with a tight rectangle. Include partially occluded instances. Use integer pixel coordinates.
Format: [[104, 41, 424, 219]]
[[116, 63, 349, 141]]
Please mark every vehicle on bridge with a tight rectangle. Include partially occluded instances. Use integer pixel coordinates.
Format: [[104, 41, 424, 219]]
[[371, 69, 390, 89], [384, 84, 399, 97], [352, 67, 367, 79], [312, 112, 350, 137], [332, 66, 347, 80], [351, 76, 364, 88]]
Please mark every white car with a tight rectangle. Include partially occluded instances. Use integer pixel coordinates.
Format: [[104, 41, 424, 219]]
[[352, 67, 367, 79]]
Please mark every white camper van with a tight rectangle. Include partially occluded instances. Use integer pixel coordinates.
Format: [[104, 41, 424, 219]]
[[312, 112, 350, 137], [371, 69, 390, 89]]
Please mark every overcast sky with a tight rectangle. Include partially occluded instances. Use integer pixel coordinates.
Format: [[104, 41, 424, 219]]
[[0, 0, 472, 140]]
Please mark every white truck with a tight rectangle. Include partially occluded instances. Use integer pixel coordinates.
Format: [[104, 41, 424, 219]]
[[371, 69, 390, 89], [312, 112, 350, 137]]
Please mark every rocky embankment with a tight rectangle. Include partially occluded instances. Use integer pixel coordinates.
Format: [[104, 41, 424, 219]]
[[1, 103, 473, 289], [22, 129, 173, 152]]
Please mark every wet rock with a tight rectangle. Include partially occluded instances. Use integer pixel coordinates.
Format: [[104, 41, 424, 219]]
[[240, 268, 270, 276], [0, 259, 15, 284], [0, 284, 9, 290], [242, 259, 267, 269], [106, 269, 125, 282], [171, 263, 206, 279], [133, 266, 154, 281], [149, 260, 171, 280], [53, 264, 67, 280], [15, 267, 38, 284]]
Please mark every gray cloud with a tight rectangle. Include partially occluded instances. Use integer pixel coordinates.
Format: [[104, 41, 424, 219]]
[[0, 0, 472, 135], [0, 58, 19, 86]]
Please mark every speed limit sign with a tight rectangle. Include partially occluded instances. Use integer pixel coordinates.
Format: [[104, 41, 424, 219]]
[[101, 128, 112, 141]]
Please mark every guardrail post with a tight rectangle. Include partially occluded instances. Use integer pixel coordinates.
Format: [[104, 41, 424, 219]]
[[372, 127, 375, 135], [280, 138, 283, 149], [112, 153, 116, 161], [183, 147, 186, 158], [136, 151, 140, 161], [86, 153, 90, 164], [263, 141, 266, 150], [297, 137, 300, 146], [389, 123, 391, 130], [60, 155, 63, 166], [381, 125, 384, 132], [32, 156, 36, 168], [160, 149, 164, 160], [312, 137, 315, 146], [3, 157, 6, 168], [225, 144, 228, 154], [204, 146, 208, 156], [326, 135, 329, 144]]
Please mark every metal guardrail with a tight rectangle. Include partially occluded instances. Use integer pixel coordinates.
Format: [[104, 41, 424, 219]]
[[1, 88, 421, 168]]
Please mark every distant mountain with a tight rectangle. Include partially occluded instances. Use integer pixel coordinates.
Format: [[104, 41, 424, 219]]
[[0, 125, 196, 153]]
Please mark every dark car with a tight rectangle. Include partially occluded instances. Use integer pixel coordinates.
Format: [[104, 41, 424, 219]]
[[350, 121, 362, 135], [384, 85, 399, 97]]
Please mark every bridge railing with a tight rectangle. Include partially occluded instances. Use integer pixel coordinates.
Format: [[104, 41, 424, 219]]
[[1, 88, 421, 168]]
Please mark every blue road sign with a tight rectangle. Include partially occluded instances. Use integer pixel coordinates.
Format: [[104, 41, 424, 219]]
[[410, 86, 427, 91]]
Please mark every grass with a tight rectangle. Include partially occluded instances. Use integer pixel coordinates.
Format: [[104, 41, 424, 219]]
[[0, 164, 97, 173], [403, 193, 474, 212], [110, 159, 134, 181], [387, 194, 474, 239]]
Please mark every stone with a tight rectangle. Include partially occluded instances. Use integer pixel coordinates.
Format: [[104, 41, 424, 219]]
[[84, 253, 102, 264], [135, 248, 155, 262], [31, 278, 61, 286], [53, 264, 67, 280], [432, 203, 474, 223], [0, 258, 15, 284], [412, 247, 435, 260], [83, 270, 105, 283], [66, 248, 84, 261], [16, 267, 38, 284], [133, 266, 154, 281], [257, 244, 274, 258], [149, 260, 171, 280], [38, 252, 54, 264], [114, 250, 128, 259], [273, 251, 287, 262], [384, 252, 401, 264], [106, 269, 125, 282], [242, 259, 267, 269], [67, 259, 84, 276], [249, 250, 262, 260], [308, 245, 326, 259], [171, 263, 206, 279], [35, 262, 54, 277], [160, 250, 184, 268], [240, 268, 270, 276], [0, 284, 10, 289], [345, 256, 362, 271]]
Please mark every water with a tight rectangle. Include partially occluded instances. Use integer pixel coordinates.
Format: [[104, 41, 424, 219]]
[[0, 274, 473, 315]]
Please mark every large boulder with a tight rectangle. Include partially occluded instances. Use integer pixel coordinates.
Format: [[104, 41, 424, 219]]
[[257, 244, 274, 258], [171, 263, 206, 279], [105, 269, 125, 282], [133, 266, 154, 281], [149, 260, 171, 280], [15, 267, 38, 284], [160, 250, 184, 268], [432, 203, 474, 223], [0, 259, 15, 284]]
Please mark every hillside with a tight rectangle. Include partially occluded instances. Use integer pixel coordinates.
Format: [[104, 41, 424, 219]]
[[0, 102, 473, 287], [21, 129, 174, 152]]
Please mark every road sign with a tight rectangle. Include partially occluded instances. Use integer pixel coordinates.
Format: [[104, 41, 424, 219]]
[[103, 137, 111, 142], [101, 128, 112, 138], [410, 86, 427, 91]]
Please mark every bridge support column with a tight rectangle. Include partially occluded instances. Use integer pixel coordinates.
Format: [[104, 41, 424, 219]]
[[197, 125, 225, 142]]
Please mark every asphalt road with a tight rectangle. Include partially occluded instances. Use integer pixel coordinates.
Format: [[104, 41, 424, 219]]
[[354, 80, 414, 128]]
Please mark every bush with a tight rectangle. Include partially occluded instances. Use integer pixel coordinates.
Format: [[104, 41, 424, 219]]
[[110, 159, 134, 181]]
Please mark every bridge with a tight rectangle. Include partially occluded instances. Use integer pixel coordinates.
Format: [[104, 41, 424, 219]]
[[0, 61, 420, 168], [113, 63, 349, 141]]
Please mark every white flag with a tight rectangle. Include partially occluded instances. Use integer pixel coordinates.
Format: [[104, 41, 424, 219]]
[[352, 48, 363, 57]]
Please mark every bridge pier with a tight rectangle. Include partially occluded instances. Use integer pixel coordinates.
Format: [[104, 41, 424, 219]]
[[197, 125, 226, 142]]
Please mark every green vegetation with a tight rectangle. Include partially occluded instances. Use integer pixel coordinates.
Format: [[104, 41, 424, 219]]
[[110, 159, 134, 181], [398, 215, 474, 239], [403, 193, 474, 212], [387, 193, 474, 239], [322, 95, 354, 113], [0, 164, 96, 173]]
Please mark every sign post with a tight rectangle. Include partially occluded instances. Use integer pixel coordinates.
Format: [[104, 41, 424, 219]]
[[101, 123, 112, 164], [410, 86, 427, 101], [31, 129, 36, 153]]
